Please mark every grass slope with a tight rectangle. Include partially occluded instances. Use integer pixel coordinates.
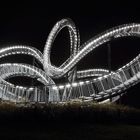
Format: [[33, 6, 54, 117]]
[[0, 101, 140, 139]]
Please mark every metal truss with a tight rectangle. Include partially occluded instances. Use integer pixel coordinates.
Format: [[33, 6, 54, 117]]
[[0, 18, 140, 103]]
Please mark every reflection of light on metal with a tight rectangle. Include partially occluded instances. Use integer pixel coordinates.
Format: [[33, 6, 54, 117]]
[[85, 80, 90, 83], [79, 81, 84, 85], [72, 82, 78, 87], [29, 87, 34, 90], [66, 84, 71, 88], [52, 86, 58, 90], [59, 85, 64, 89]]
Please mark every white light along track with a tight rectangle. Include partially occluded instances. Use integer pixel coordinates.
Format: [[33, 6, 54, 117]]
[[0, 18, 140, 103]]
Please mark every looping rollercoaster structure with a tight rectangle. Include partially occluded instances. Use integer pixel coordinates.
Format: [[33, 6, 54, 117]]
[[0, 18, 140, 103]]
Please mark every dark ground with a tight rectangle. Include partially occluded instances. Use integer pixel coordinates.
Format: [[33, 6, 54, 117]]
[[1, 123, 140, 140], [0, 100, 140, 140]]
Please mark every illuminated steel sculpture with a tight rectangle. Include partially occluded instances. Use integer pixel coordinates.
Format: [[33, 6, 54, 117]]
[[0, 18, 140, 103]]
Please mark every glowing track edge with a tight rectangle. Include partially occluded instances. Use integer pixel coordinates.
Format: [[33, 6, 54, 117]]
[[0, 18, 140, 103]]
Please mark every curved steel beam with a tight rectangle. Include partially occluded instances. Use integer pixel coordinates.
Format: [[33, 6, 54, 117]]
[[0, 63, 54, 85], [43, 18, 80, 77], [43, 19, 140, 78], [0, 63, 59, 102], [1, 18, 140, 103], [0, 45, 43, 64]]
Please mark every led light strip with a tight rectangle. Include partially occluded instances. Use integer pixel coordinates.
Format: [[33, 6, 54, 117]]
[[0, 18, 140, 103]]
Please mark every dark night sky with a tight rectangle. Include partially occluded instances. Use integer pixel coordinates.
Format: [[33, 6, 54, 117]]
[[0, 1, 140, 106], [0, 1, 140, 69]]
